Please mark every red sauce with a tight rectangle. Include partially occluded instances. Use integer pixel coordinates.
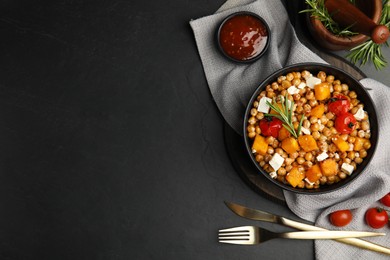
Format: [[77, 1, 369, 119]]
[[219, 14, 268, 61]]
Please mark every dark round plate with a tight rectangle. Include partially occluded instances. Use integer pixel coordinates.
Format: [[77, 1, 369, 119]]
[[243, 63, 379, 194]]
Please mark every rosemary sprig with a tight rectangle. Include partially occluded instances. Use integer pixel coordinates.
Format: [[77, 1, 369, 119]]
[[300, 0, 358, 37], [265, 96, 305, 139], [346, 0, 390, 70]]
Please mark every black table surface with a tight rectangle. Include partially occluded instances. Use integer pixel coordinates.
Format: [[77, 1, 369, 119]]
[[0, 1, 389, 259]]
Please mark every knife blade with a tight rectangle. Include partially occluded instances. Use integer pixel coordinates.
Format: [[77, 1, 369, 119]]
[[225, 201, 390, 255]]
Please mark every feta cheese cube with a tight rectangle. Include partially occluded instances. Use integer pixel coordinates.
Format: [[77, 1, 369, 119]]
[[316, 151, 328, 161], [269, 171, 277, 179], [257, 97, 272, 113], [269, 153, 285, 172], [306, 76, 322, 88], [297, 82, 306, 89], [301, 127, 311, 135], [354, 107, 366, 121], [341, 163, 354, 175], [287, 85, 300, 95]]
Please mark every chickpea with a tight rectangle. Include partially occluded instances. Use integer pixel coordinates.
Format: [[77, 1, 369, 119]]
[[311, 122, 320, 132], [272, 82, 280, 91], [292, 78, 301, 86], [318, 140, 328, 151], [326, 75, 335, 83], [348, 136, 355, 143], [275, 148, 284, 155], [293, 71, 301, 79], [301, 70, 311, 79], [303, 161, 313, 169], [306, 91, 314, 100], [308, 99, 318, 107], [361, 121, 370, 131], [355, 157, 363, 164], [290, 152, 299, 159], [341, 84, 349, 91], [278, 167, 287, 176], [305, 152, 313, 161], [248, 116, 256, 125], [365, 132, 371, 139], [267, 91, 276, 98], [300, 97, 307, 104], [285, 165, 293, 172], [267, 147, 274, 155], [265, 136, 275, 144], [282, 80, 291, 89], [286, 73, 294, 81], [312, 131, 321, 140], [255, 126, 261, 134], [348, 91, 357, 99], [256, 113, 264, 120], [350, 107, 359, 114], [322, 127, 331, 137], [248, 132, 256, 138], [293, 93, 301, 101], [320, 176, 327, 185], [272, 139, 279, 148], [350, 129, 358, 137], [255, 154, 264, 162], [310, 116, 318, 124], [359, 150, 367, 158], [333, 84, 342, 92], [339, 172, 347, 179], [333, 79, 341, 85], [363, 141, 371, 150], [247, 125, 255, 133], [250, 108, 258, 116], [303, 119, 311, 129], [285, 158, 294, 166], [277, 76, 286, 84], [317, 71, 326, 82], [358, 130, 365, 138], [293, 121, 300, 130], [297, 157, 305, 164], [259, 161, 266, 167]]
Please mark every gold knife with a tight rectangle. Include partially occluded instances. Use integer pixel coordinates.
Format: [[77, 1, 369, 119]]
[[225, 201, 390, 255]]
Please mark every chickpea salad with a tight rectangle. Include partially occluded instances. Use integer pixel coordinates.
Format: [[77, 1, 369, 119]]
[[246, 70, 372, 189]]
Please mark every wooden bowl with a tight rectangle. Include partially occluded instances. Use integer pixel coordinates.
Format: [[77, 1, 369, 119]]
[[306, 0, 382, 50]]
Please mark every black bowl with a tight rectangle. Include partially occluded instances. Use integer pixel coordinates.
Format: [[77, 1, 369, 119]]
[[243, 63, 378, 194], [216, 11, 270, 63]]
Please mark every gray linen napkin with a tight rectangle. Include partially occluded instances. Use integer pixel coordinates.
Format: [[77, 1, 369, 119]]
[[190, 0, 390, 259]]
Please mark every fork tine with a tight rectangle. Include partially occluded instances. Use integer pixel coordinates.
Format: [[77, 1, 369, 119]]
[[219, 226, 251, 232], [219, 239, 253, 245], [219, 232, 249, 237]]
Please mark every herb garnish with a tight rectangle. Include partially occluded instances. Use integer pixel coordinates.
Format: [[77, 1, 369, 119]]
[[265, 95, 304, 139], [300, 0, 358, 37], [346, 0, 390, 70]]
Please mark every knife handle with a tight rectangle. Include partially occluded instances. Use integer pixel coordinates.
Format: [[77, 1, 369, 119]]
[[280, 217, 390, 255]]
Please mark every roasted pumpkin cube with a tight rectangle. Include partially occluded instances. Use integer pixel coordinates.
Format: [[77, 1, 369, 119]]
[[314, 83, 331, 101], [278, 127, 291, 141], [298, 135, 319, 152], [353, 137, 366, 151], [320, 158, 339, 176], [281, 137, 300, 154], [286, 167, 305, 188], [251, 134, 268, 155], [332, 136, 349, 152], [306, 164, 322, 183], [310, 103, 325, 118], [270, 103, 284, 115]]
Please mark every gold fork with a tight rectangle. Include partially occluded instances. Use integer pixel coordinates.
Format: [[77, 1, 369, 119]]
[[218, 226, 385, 245]]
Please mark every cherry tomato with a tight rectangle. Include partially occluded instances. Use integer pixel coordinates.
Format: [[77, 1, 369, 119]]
[[328, 94, 350, 116], [259, 116, 283, 138], [380, 193, 390, 207], [329, 209, 353, 227], [365, 207, 389, 229], [335, 112, 356, 134]]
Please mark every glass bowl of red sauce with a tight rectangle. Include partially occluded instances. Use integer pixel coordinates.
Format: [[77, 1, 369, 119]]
[[217, 11, 270, 63]]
